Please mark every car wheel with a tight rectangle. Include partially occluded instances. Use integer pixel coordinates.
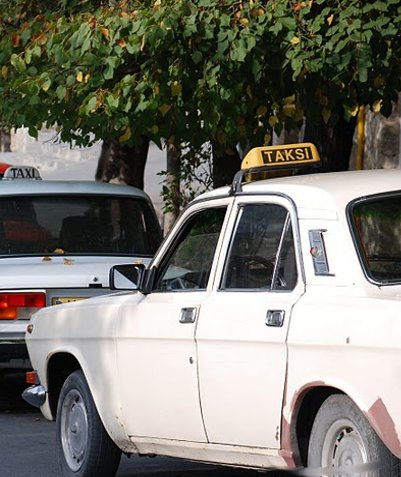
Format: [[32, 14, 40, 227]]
[[56, 370, 121, 477], [308, 394, 400, 477]]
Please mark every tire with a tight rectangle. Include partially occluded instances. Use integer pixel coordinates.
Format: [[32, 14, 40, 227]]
[[56, 370, 122, 477], [308, 394, 400, 477]]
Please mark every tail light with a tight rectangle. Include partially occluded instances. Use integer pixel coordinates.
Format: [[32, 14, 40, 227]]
[[0, 292, 46, 320], [25, 370, 39, 384]]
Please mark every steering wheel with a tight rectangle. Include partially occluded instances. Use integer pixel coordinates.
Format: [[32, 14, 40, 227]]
[[230, 255, 287, 289]]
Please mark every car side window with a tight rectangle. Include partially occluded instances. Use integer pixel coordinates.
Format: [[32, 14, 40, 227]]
[[155, 207, 227, 291], [221, 204, 297, 291]]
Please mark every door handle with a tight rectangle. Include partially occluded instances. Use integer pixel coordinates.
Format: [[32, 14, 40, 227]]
[[265, 310, 285, 327], [179, 307, 198, 324]]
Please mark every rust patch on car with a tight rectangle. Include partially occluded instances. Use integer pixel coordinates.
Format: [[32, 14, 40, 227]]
[[279, 415, 298, 467], [367, 398, 401, 458]]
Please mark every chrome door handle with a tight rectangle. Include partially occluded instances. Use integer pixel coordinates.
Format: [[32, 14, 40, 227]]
[[265, 310, 285, 327], [179, 307, 198, 324]]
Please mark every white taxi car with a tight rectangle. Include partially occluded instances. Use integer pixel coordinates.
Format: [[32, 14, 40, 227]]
[[24, 144, 401, 477], [0, 165, 162, 374]]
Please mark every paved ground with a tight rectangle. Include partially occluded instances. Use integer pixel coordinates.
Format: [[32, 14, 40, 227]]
[[0, 373, 286, 477]]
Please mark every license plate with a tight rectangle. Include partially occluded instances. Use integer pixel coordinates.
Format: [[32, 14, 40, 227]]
[[52, 297, 86, 305]]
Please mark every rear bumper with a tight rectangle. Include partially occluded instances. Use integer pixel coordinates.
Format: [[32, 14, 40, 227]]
[[0, 334, 30, 369]]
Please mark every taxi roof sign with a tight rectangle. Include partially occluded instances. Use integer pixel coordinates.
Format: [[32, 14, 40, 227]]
[[2, 166, 42, 181], [231, 143, 321, 194], [241, 142, 320, 169]]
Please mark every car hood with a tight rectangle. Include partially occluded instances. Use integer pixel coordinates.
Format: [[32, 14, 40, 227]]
[[0, 255, 151, 289]]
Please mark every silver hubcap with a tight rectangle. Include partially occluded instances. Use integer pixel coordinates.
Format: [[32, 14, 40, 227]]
[[60, 389, 88, 471], [322, 418, 368, 471]]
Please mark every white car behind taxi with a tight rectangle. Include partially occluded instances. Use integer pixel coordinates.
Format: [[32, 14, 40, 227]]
[[0, 165, 161, 374]]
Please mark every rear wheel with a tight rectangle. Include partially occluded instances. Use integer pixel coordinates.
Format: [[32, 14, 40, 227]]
[[308, 394, 400, 477], [56, 370, 121, 477]]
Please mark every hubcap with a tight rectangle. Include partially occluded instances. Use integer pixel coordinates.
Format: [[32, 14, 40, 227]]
[[60, 389, 88, 471], [322, 418, 368, 472]]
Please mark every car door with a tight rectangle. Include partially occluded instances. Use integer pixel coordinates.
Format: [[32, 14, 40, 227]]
[[196, 196, 305, 448], [115, 199, 231, 442]]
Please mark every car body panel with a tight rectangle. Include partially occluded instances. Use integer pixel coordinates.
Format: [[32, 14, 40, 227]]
[[25, 167, 401, 467]]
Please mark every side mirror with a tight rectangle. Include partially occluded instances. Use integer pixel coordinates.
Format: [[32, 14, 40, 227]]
[[109, 263, 145, 290]]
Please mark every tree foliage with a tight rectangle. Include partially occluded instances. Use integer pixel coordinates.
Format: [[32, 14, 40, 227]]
[[0, 0, 401, 167]]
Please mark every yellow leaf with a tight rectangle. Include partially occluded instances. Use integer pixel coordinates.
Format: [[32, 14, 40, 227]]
[[159, 104, 171, 116], [373, 76, 384, 88], [290, 36, 301, 46], [76, 71, 83, 83], [119, 126, 132, 143], [84, 73, 90, 83], [1, 65, 8, 80], [326, 14, 334, 26], [322, 108, 331, 124], [148, 125, 159, 135], [283, 103, 296, 117], [11, 33, 20, 48], [268, 116, 278, 127], [36, 32, 47, 45], [350, 105, 359, 117], [283, 94, 295, 105], [100, 27, 109, 38], [239, 18, 249, 27], [246, 85, 253, 99], [256, 105, 268, 117], [140, 34, 146, 51], [372, 100, 382, 113], [171, 80, 182, 97], [263, 133, 272, 145]]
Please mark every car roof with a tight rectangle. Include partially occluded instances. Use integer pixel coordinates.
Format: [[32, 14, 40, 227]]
[[196, 169, 401, 213], [0, 179, 151, 200]]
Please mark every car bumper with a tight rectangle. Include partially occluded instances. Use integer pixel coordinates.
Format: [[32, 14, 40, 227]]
[[22, 384, 46, 408], [0, 333, 31, 369]]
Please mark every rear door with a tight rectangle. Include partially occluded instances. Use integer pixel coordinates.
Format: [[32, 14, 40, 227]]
[[196, 195, 305, 448]]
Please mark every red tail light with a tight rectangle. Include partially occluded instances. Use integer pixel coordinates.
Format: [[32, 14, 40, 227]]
[[0, 292, 46, 320]]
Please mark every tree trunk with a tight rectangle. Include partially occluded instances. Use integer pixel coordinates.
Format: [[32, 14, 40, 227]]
[[303, 114, 357, 172], [95, 136, 150, 189], [163, 142, 181, 233], [212, 142, 242, 188], [0, 129, 11, 152]]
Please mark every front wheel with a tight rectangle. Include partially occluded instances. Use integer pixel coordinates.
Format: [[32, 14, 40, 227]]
[[56, 370, 121, 477], [308, 394, 400, 477]]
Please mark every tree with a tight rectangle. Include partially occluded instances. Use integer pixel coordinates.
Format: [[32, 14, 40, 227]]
[[0, 0, 400, 205]]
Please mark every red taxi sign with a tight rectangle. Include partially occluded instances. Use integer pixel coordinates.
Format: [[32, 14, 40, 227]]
[[2, 166, 42, 180]]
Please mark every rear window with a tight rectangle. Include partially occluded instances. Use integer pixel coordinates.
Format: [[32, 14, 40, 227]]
[[0, 195, 162, 257], [349, 193, 401, 284]]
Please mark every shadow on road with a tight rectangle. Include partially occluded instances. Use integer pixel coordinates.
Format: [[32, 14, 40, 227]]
[[0, 371, 34, 412]]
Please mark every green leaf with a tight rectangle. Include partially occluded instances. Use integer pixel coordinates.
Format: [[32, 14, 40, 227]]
[[56, 85, 67, 100], [28, 126, 38, 138]]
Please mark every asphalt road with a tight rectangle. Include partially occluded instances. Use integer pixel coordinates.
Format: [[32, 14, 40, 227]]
[[0, 373, 284, 477]]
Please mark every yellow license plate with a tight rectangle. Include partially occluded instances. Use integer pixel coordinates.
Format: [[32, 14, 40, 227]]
[[52, 297, 86, 305]]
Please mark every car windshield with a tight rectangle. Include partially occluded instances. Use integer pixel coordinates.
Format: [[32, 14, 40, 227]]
[[0, 195, 161, 257], [350, 193, 401, 284]]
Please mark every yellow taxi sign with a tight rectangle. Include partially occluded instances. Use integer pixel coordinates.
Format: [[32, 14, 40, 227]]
[[241, 142, 320, 169]]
